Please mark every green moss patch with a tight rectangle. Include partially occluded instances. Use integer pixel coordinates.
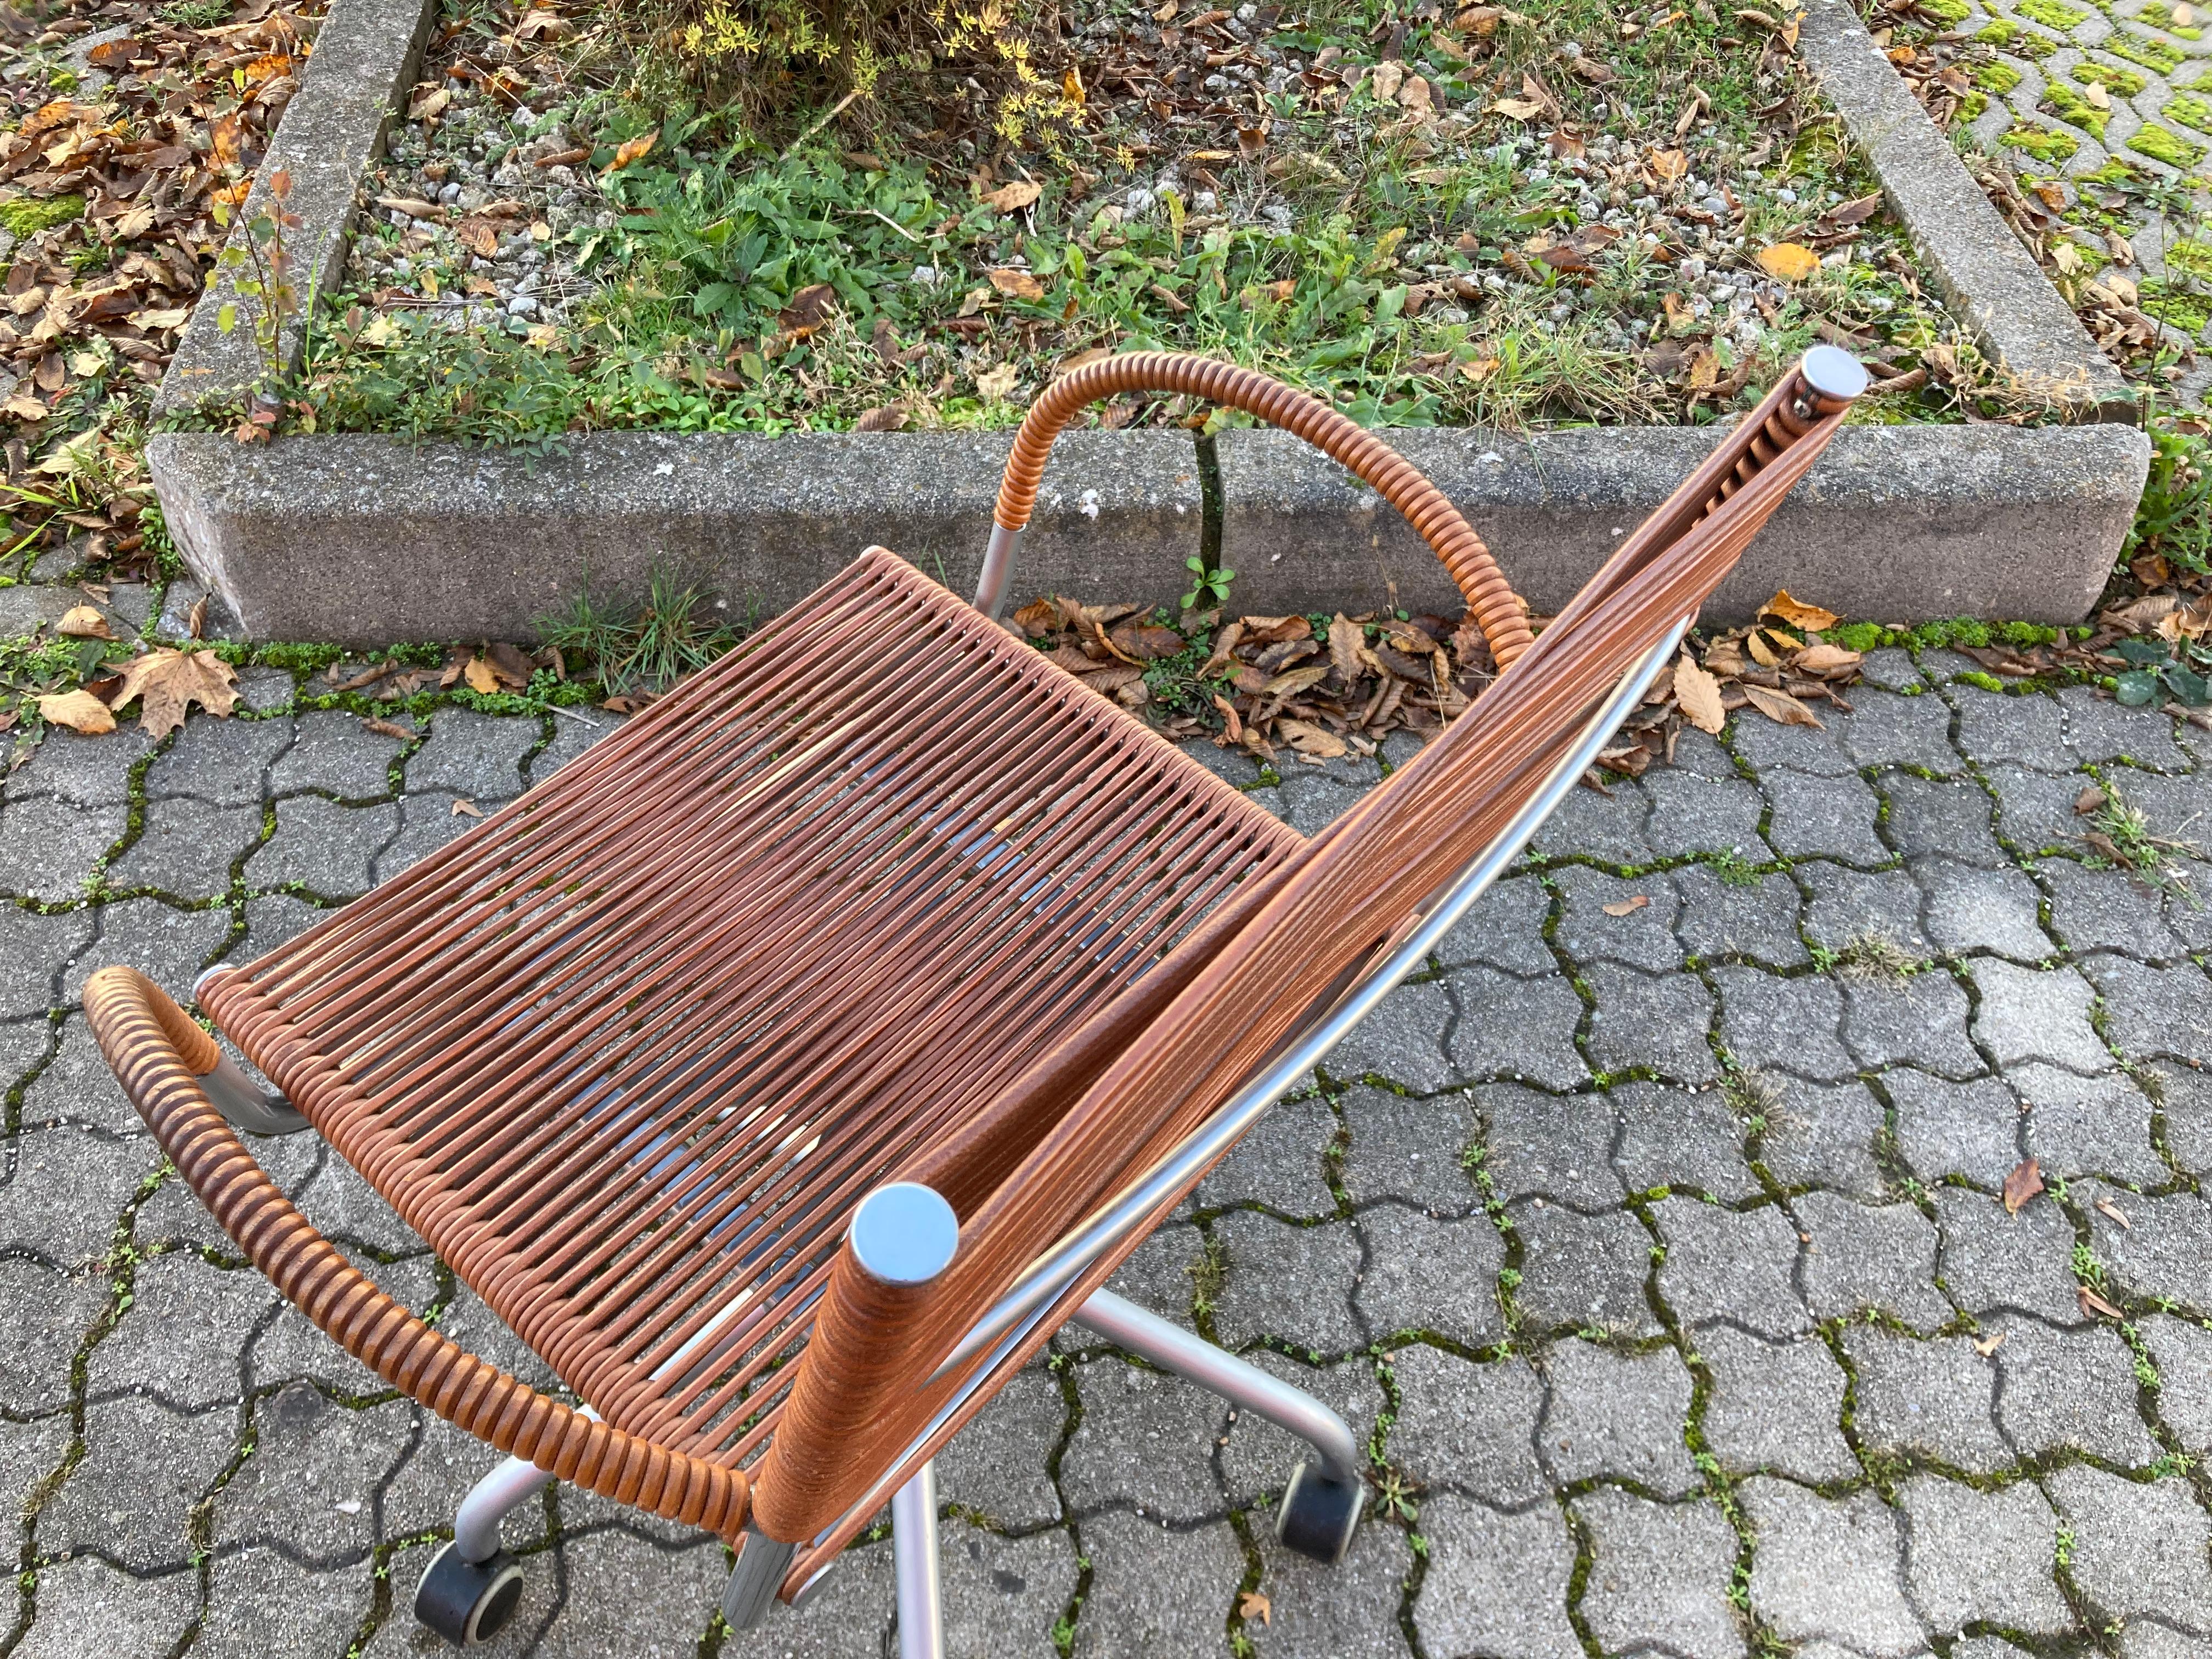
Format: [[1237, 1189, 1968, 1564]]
[[2165, 236, 2212, 277], [2016, 0, 2090, 31], [2131, 120, 2207, 167], [2137, 1, 2203, 34], [2108, 29, 2187, 71], [0, 193, 84, 238], [1977, 60, 2024, 93], [2002, 121, 2084, 161], [2042, 78, 2111, 137], [2138, 280, 2212, 332], [2075, 61, 2148, 95], [2164, 92, 2212, 131]]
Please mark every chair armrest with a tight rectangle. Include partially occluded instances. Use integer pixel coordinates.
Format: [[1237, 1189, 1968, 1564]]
[[83, 965, 753, 1541]]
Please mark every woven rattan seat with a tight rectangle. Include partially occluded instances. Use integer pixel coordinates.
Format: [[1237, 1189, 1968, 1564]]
[[89, 348, 1867, 1644]]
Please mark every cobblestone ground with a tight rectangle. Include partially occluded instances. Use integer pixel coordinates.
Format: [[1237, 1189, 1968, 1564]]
[[5, 644, 2212, 1658], [1958, 0, 2212, 400]]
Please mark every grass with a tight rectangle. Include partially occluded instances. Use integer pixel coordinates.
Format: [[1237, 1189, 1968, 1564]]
[[535, 566, 747, 691], [268, 0, 1980, 445]]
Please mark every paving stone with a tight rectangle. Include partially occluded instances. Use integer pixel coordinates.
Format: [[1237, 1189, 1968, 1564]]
[[1218, 1350, 1382, 1508], [1710, 967, 1855, 1082], [1758, 1077, 1889, 1199], [133, 1132, 323, 1259], [1971, 960, 2111, 1072], [1643, 769, 1765, 860], [2081, 1180, 2212, 1309], [293, 1148, 430, 1257], [0, 903, 93, 1018], [2081, 953, 2212, 1066], [2042, 859, 2186, 959], [1336, 1086, 1476, 1216], [0, 1259, 105, 1416], [2117, 1622, 2212, 1659], [2152, 1059, 2212, 1178], [1386, 1346, 1546, 1503], [68, 896, 232, 1007], [1842, 973, 1983, 1078], [1930, 1186, 2085, 1328], [232, 666, 296, 713], [1799, 864, 1932, 956], [1329, 977, 1455, 1093], [1985, 763, 2091, 856], [2062, 685, 2191, 770], [247, 794, 398, 898], [526, 705, 625, 787], [8, 728, 156, 815], [87, 1251, 277, 1409], [1993, 1319, 2160, 1466], [1355, 1204, 1503, 1346], [1279, 772, 1369, 837], [2163, 887, 2212, 956], [1436, 872, 1555, 975], [0, 1009, 48, 1096], [1535, 1339, 1696, 1496], [373, 790, 480, 883], [1553, 867, 1681, 970], [2141, 1314, 2212, 1459], [1917, 858, 2050, 962], [12, 1553, 199, 1659], [143, 713, 292, 806], [1655, 1198, 1809, 1339], [196, 1545, 370, 1659], [1672, 864, 1807, 967], [1762, 769, 1888, 864], [1733, 713, 1858, 777], [2119, 772, 2212, 854], [1509, 1200, 1661, 1339], [39, 1391, 233, 1571], [106, 794, 261, 899], [2013, 1061, 2166, 1184], [1251, 1516, 1413, 1659], [1842, 1331, 2011, 1475], [1860, 649, 1925, 692], [1532, 774, 1654, 865], [378, 1406, 542, 1551], [0, 1123, 159, 1267], [1838, 690, 1964, 774], [0, 794, 126, 902], [1101, 1223, 1205, 1322], [406, 708, 538, 800], [19, 1012, 143, 1137], [1878, 773, 2006, 866], [935, 1520, 1081, 1656], [1413, 1493, 1582, 1659], [1572, 1491, 1747, 1659], [1073, 1510, 1242, 1659], [1888, 1072, 2021, 1188], [2, 1408, 69, 1528], [1611, 1080, 1758, 1200], [1196, 1092, 1338, 1217], [1696, 1325, 1858, 1482], [1475, 1084, 1622, 1210], [1951, 686, 2068, 771], [1796, 1192, 1949, 1332], [531, 1529, 726, 1659], [2044, 1467, 2212, 1637], [267, 708, 403, 798], [1584, 963, 1720, 1084], [213, 1382, 413, 1564], [1211, 1211, 1362, 1352], [232, 891, 329, 966], [1448, 968, 1588, 1090], [1744, 1478, 1927, 1659], [1897, 1475, 2074, 1639]]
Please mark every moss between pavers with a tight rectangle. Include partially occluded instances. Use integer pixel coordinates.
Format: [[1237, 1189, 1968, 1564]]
[[2137, 0, 2205, 35], [2043, 77, 2112, 137], [0, 191, 82, 238], [1984, 16, 2063, 55], [2075, 61, 2149, 96], [2016, 0, 2091, 32], [2163, 235, 2212, 278], [1976, 60, 2025, 94], [2138, 278, 2212, 333], [2107, 28, 2189, 72], [2163, 92, 2212, 133], [2002, 120, 2085, 161], [2131, 119, 2208, 166]]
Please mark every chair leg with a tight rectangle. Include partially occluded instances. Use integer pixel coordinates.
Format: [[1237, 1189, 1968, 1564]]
[[892, 1462, 944, 1659], [414, 1454, 551, 1647], [1072, 1288, 1365, 1565]]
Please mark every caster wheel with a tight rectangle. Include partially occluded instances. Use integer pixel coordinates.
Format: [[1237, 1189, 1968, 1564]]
[[1274, 1460, 1362, 1566], [415, 1541, 526, 1647]]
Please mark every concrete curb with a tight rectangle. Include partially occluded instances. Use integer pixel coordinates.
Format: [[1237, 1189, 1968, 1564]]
[[1796, 0, 2138, 422], [146, 0, 2149, 640]]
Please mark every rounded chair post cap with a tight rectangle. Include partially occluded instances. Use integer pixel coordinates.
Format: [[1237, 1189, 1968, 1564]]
[[1799, 343, 1870, 402], [849, 1182, 960, 1286]]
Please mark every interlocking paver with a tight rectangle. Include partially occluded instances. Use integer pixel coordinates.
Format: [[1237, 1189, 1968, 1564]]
[[1535, 1340, 1697, 1496], [1572, 1491, 1747, 1659], [1897, 1475, 2074, 1638], [0, 794, 125, 902], [1842, 1330, 2011, 1475], [1696, 1325, 1858, 1483], [28, 671, 2212, 1657]]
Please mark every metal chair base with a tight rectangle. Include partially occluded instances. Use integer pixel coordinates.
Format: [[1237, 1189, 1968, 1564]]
[[418, 1292, 1362, 1652]]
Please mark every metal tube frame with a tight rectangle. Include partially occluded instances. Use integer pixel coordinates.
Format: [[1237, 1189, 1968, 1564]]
[[453, 1456, 558, 1565], [1073, 1289, 1361, 1485], [892, 1463, 944, 1659]]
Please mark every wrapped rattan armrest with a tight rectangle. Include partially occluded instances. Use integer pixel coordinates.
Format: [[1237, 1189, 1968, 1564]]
[[83, 965, 753, 1541]]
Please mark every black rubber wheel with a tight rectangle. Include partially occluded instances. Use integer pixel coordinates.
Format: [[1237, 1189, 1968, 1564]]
[[415, 1542, 526, 1647], [1274, 1461, 1362, 1565]]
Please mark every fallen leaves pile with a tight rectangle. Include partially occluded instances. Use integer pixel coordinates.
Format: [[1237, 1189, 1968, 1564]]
[[0, 0, 321, 576], [33, 636, 235, 737]]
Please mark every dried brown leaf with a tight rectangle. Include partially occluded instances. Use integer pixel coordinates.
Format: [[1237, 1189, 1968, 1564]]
[[1740, 684, 1824, 729], [1763, 590, 1842, 631], [988, 267, 1047, 301], [105, 648, 236, 738], [1600, 895, 1651, 917], [981, 179, 1043, 213], [1674, 653, 1727, 734], [2078, 1283, 2124, 1320], [2001, 1156, 2044, 1215], [58, 604, 112, 640], [2095, 1195, 2132, 1231], [36, 687, 115, 734]]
